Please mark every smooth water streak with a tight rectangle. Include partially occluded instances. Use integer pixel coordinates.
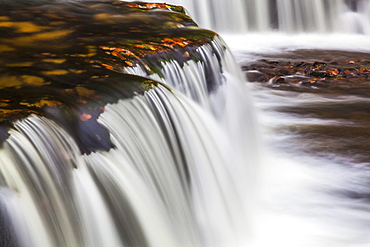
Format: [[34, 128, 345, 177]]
[[126, 0, 370, 33]]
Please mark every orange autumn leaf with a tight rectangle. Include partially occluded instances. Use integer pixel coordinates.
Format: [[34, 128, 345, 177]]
[[359, 68, 370, 73], [100, 46, 115, 51], [308, 78, 320, 83], [161, 37, 190, 48], [326, 68, 339, 75], [80, 113, 92, 121], [102, 64, 114, 70]]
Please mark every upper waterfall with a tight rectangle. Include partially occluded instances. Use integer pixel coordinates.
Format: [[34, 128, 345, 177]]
[[131, 0, 370, 34]]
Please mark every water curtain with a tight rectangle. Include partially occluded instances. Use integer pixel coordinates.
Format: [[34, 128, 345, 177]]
[[0, 1, 256, 246], [135, 0, 370, 33]]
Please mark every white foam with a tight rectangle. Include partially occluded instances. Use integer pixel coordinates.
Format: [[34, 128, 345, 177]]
[[223, 33, 370, 61]]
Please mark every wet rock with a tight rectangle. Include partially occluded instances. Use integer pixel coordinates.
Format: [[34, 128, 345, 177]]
[[245, 70, 268, 82], [239, 49, 370, 96], [309, 70, 327, 78], [294, 61, 306, 67], [270, 76, 285, 84], [273, 68, 290, 76], [313, 61, 327, 69], [0, 0, 217, 153]]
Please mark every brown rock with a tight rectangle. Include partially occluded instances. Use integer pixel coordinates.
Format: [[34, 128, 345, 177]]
[[270, 76, 285, 84]]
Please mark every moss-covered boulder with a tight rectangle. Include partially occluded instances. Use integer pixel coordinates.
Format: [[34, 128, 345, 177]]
[[0, 1, 218, 152]]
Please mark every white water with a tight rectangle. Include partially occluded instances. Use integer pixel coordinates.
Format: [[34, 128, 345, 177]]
[[246, 85, 370, 247], [2, 1, 370, 247], [0, 34, 259, 246], [221, 22, 370, 247], [123, 0, 370, 246], [128, 0, 370, 33], [1, 82, 253, 246]]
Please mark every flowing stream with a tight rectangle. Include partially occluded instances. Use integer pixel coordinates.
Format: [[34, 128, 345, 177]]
[[219, 1, 370, 246], [1, 0, 370, 247], [0, 15, 256, 246], [132, 0, 370, 246], [135, 0, 370, 33]]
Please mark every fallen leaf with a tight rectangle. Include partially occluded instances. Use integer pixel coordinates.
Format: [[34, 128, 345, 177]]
[[80, 113, 92, 121]]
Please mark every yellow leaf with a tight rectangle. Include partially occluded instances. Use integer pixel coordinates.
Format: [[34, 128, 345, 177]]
[[21, 75, 45, 86], [43, 70, 69, 75], [42, 59, 66, 64]]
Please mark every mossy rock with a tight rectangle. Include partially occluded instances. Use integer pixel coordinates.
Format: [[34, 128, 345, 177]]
[[0, 0, 218, 152]]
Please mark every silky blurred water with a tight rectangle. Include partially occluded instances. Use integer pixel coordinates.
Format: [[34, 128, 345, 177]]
[[2, 1, 370, 246], [223, 33, 370, 247], [129, 0, 370, 245]]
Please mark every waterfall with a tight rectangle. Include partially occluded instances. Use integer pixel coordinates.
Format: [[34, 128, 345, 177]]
[[3, 0, 370, 247], [0, 60, 255, 247], [132, 0, 370, 33], [0, 2, 259, 245]]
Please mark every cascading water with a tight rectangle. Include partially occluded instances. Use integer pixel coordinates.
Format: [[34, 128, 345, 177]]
[[2, 0, 370, 247], [134, 0, 370, 246], [0, 2, 258, 246], [135, 0, 370, 33], [0, 57, 253, 247]]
